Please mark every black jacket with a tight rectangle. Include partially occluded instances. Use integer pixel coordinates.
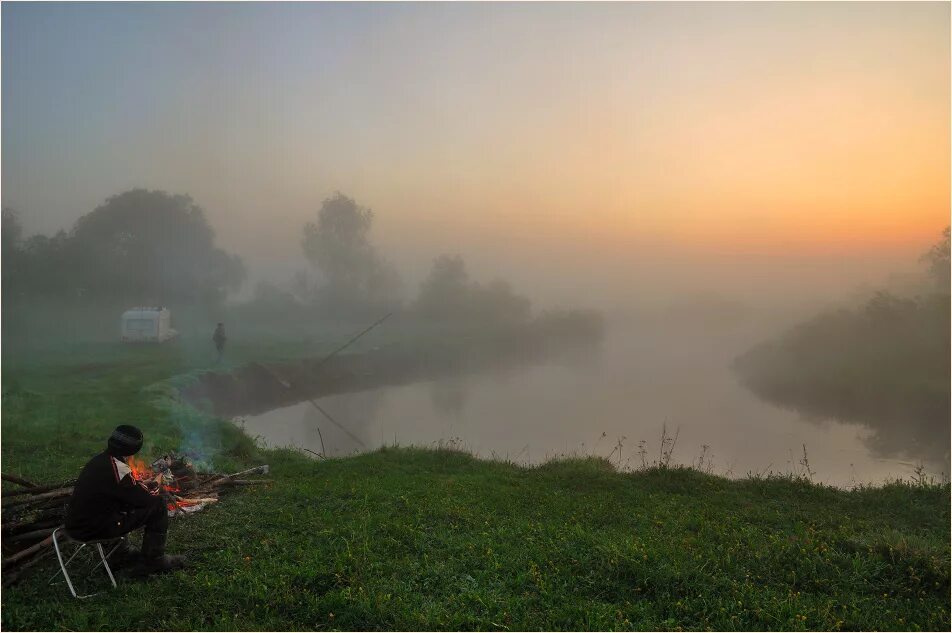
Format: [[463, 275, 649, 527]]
[[65, 451, 158, 539]]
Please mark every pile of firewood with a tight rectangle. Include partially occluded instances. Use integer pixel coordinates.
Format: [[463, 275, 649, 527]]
[[1, 465, 271, 587]]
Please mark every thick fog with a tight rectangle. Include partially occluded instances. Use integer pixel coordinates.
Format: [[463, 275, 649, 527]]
[[3, 2, 949, 484]]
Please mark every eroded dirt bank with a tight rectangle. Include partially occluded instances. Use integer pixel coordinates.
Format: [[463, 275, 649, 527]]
[[180, 321, 603, 417]]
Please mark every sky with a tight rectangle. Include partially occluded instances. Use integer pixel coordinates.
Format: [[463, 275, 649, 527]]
[[2, 1, 949, 308]]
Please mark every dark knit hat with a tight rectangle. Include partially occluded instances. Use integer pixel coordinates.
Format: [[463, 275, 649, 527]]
[[107, 425, 143, 457]]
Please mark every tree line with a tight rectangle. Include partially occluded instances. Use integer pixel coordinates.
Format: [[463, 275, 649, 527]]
[[2, 188, 563, 330], [733, 227, 951, 463], [3, 190, 244, 308]]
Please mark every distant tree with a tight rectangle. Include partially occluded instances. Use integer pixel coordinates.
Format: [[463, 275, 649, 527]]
[[472, 279, 532, 324], [414, 255, 472, 319], [413, 254, 532, 325], [301, 193, 401, 315], [302, 193, 374, 286], [1, 210, 76, 300], [2, 208, 23, 288], [2, 207, 23, 249], [921, 226, 950, 290], [69, 189, 245, 305], [19, 230, 75, 296], [0, 207, 23, 299]]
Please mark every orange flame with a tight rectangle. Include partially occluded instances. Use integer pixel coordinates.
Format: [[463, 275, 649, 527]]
[[127, 456, 153, 482], [126, 456, 183, 500], [122, 454, 210, 516]]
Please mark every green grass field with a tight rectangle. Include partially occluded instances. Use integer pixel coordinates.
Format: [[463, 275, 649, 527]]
[[1, 341, 949, 631]]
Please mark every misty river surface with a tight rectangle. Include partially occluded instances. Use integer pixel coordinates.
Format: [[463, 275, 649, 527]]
[[237, 321, 939, 488]]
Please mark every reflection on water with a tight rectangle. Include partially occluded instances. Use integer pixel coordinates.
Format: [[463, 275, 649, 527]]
[[238, 322, 945, 488]]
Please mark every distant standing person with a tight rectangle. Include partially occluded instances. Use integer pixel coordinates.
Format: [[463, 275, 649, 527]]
[[213, 323, 227, 363]]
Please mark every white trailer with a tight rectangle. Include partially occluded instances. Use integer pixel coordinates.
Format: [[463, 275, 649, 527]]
[[120, 307, 178, 343]]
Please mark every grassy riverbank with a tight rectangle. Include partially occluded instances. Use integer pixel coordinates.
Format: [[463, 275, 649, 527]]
[[2, 342, 949, 631]]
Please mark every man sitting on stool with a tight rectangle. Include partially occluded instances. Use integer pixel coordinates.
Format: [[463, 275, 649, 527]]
[[65, 425, 186, 575]]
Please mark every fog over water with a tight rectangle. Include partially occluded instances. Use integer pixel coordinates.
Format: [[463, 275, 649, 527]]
[[240, 311, 940, 488]]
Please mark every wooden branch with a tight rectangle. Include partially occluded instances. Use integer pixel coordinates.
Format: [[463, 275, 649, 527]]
[[2, 488, 73, 509], [2, 535, 53, 567], [4, 518, 62, 535], [178, 497, 218, 504], [7, 526, 59, 543], [4, 499, 70, 520], [203, 465, 269, 489], [2, 506, 66, 532], [2, 480, 74, 498], [214, 479, 273, 487], [2, 547, 54, 588], [27, 511, 67, 526], [1, 474, 37, 489]]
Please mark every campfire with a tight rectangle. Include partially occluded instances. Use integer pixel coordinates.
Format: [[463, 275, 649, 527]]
[[127, 451, 242, 516], [1, 458, 270, 587]]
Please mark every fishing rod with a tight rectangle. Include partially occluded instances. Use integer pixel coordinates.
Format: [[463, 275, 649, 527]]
[[311, 312, 392, 372], [257, 361, 367, 448], [258, 312, 393, 450]]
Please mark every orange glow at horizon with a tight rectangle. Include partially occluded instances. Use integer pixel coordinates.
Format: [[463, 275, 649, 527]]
[[391, 61, 951, 260], [3, 1, 948, 273]]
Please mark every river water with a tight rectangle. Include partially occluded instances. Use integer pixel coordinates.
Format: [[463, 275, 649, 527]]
[[238, 318, 939, 487]]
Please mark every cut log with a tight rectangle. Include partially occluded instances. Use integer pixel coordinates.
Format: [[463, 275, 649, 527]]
[[1, 474, 37, 489], [2, 547, 54, 588], [23, 505, 67, 518], [7, 526, 59, 543], [4, 501, 70, 523], [4, 519, 63, 535], [2, 535, 53, 567], [36, 497, 72, 511], [1, 480, 74, 498], [2, 488, 73, 508]]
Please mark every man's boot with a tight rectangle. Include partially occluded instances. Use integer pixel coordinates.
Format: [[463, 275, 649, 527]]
[[129, 530, 186, 576], [106, 538, 140, 571]]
